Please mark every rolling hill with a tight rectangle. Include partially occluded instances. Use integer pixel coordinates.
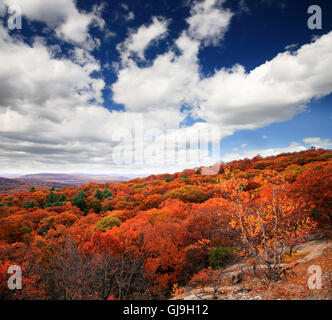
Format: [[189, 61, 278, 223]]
[[17, 173, 128, 185], [0, 173, 129, 194]]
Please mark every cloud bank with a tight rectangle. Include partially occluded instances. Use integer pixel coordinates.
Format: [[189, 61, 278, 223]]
[[0, 0, 331, 174]]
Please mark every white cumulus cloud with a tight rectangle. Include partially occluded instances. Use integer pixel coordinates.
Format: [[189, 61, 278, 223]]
[[3, 0, 105, 49], [303, 137, 332, 148], [117, 17, 169, 64], [187, 0, 233, 46]]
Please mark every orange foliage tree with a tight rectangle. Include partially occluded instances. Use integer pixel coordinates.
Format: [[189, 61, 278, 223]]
[[228, 181, 315, 280]]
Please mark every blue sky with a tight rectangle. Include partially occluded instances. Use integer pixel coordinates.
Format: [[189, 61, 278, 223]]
[[0, 0, 331, 174]]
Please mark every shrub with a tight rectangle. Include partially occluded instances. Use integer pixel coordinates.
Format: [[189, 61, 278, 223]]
[[208, 246, 233, 269], [93, 215, 122, 232], [94, 188, 112, 200], [102, 188, 112, 199], [20, 224, 32, 236], [54, 212, 79, 227], [44, 192, 66, 208], [88, 199, 102, 213], [37, 216, 55, 235], [94, 189, 103, 200], [164, 185, 209, 203], [71, 191, 87, 212], [23, 201, 38, 209]]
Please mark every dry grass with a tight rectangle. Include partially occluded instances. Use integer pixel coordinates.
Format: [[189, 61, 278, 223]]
[[282, 251, 311, 263], [248, 247, 332, 300]]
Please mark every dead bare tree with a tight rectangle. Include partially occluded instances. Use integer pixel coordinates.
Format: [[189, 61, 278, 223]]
[[29, 239, 149, 300]]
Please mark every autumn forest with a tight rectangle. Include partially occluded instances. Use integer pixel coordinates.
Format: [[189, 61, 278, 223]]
[[0, 148, 331, 300]]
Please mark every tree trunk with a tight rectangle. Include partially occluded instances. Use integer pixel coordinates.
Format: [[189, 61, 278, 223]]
[[266, 263, 282, 281], [328, 213, 332, 228]]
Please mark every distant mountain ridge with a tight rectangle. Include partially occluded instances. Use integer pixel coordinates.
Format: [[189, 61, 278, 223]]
[[18, 173, 128, 185], [0, 176, 69, 194], [0, 173, 129, 194]]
